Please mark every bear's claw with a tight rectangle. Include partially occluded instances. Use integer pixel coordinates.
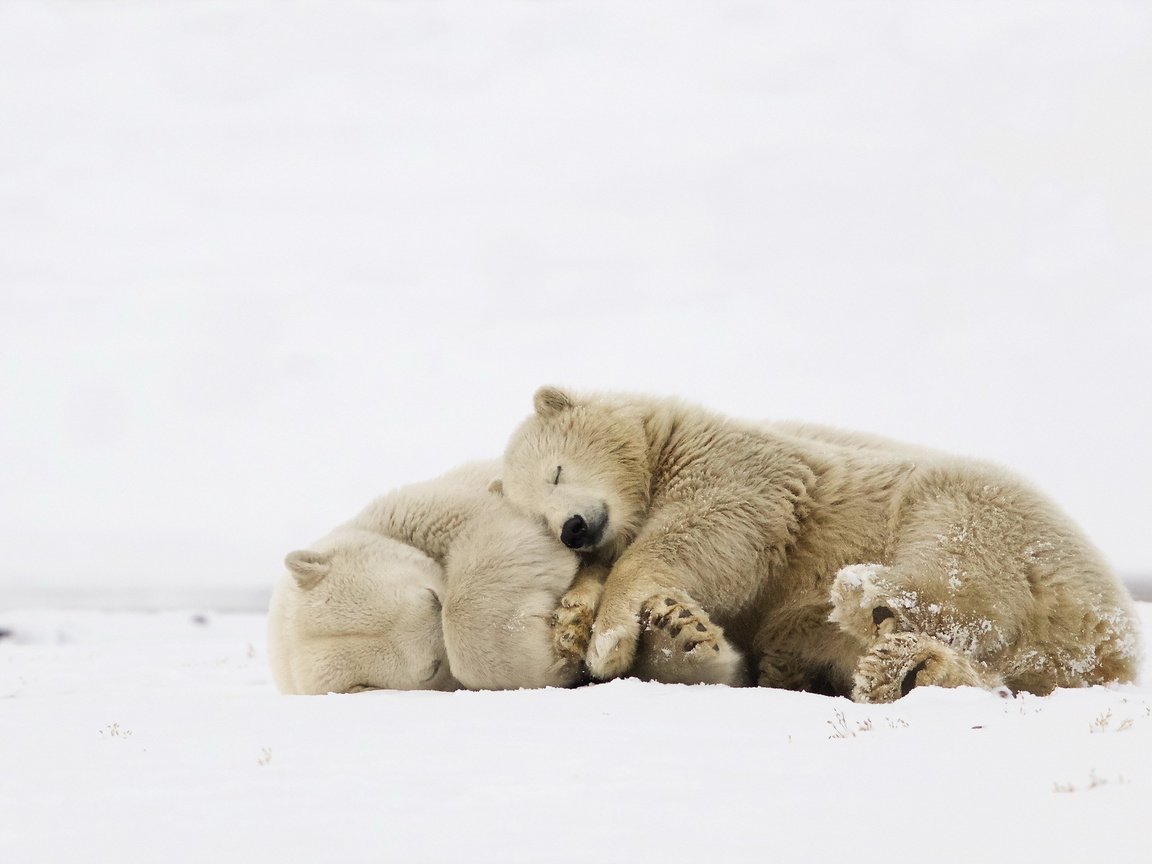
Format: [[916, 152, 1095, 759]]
[[552, 597, 596, 666], [853, 632, 996, 703], [550, 574, 606, 667], [631, 592, 745, 685], [640, 594, 722, 654]]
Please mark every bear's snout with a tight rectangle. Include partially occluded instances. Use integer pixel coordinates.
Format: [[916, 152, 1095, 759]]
[[561, 512, 607, 550]]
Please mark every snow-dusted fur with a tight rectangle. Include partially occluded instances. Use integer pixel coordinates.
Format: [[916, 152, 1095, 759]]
[[497, 387, 1140, 702]]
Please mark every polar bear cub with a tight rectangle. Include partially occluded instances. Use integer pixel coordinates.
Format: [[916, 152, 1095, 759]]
[[498, 386, 1140, 702], [268, 462, 582, 694], [268, 526, 458, 694]]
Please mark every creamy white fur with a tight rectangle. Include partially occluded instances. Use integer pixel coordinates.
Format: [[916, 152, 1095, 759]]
[[268, 526, 454, 694], [499, 387, 1141, 701], [442, 507, 580, 689], [268, 462, 583, 693]]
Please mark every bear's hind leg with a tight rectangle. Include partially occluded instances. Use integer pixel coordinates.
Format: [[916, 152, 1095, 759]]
[[853, 632, 1005, 703], [830, 563, 1010, 701]]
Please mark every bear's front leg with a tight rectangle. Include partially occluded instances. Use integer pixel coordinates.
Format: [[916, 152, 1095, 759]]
[[551, 562, 607, 666], [587, 499, 764, 680], [586, 558, 682, 680]]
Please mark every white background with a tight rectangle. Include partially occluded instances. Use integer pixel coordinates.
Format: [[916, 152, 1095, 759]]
[[2, 0, 1150, 607]]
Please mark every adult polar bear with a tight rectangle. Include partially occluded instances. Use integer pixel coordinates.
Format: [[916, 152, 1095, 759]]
[[495, 387, 1140, 702]]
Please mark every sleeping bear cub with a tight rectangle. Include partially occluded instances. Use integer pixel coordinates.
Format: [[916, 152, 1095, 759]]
[[495, 387, 1140, 702]]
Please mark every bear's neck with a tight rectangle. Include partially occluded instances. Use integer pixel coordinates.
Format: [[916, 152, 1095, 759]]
[[582, 398, 682, 564]]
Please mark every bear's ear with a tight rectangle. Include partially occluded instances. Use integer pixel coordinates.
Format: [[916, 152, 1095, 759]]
[[487, 477, 504, 495], [533, 386, 573, 418], [284, 549, 331, 589]]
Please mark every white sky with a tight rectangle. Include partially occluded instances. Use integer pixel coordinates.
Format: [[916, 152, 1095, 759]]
[[2, 1, 1150, 604]]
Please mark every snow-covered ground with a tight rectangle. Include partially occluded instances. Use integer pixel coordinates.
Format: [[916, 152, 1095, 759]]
[[1, 604, 1150, 863]]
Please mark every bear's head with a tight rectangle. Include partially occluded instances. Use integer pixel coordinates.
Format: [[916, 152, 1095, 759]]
[[494, 385, 651, 562], [267, 527, 456, 695]]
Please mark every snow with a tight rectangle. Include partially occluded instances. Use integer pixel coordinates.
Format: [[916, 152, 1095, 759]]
[[831, 562, 883, 590], [1, 604, 1150, 862], [1, 0, 1150, 610]]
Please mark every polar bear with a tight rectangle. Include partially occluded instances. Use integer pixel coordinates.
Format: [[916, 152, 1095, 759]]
[[269, 462, 579, 693], [269, 461, 742, 694], [268, 524, 459, 694], [496, 386, 1140, 702]]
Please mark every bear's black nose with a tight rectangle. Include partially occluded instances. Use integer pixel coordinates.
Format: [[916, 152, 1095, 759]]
[[561, 513, 606, 549], [561, 515, 588, 548]]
